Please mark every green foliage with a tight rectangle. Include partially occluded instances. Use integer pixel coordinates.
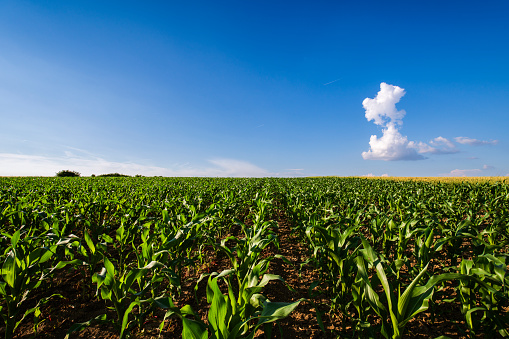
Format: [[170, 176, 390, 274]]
[[0, 176, 508, 338], [0, 229, 83, 339], [97, 173, 130, 177], [55, 169, 80, 177]]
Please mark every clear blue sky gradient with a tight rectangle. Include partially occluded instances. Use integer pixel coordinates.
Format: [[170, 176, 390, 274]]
[[1, 1, 508, 176]]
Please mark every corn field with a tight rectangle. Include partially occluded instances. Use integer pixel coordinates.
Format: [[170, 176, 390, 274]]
[[0, 177, 508, 338]]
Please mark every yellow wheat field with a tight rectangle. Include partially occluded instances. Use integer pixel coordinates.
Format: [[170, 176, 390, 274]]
[[360, 176, 509, 183]]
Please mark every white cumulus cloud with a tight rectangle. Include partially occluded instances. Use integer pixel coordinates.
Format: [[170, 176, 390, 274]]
[[361, 83, 487, 162], [362, 123, 425, 161], [362, 82, 406, 126], [361, 83, 423, 161]]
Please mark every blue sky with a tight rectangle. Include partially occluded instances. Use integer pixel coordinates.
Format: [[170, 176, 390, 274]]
[[1, 0, 508, 177]]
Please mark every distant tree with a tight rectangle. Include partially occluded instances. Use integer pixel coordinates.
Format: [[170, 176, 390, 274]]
[[56, 170, 81, 177], [97, 173, 130, 177]]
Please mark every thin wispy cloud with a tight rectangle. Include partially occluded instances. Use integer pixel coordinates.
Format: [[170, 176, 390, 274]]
[[278, 169, 308, 177], [455, 137, 499, 146], [411, 136, 458, 155], [448, 168, 482, 176], [429, 136, 458, 153], [323, 78, 342, 86], [363, 173, 389, 177], [0, 153, 273, 177], [445, 164, 494, 177], [207, 159, 271, 177]]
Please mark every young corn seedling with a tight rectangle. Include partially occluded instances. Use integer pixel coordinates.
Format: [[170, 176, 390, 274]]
[[166, 268, 302, 339], [79, 230, 108, 278], [351, 265, 377, 337], [305, 223, 361, 317], [473, 217, 506, 255], [157, 210, 211, 291], [459, 254, 509, 337], [171, 217, 300, 338], [441, 219, 476, 267], [357, 238, 467, 339], [213, 219, 279, 288], [92, 257, 165, 339], [411, 226, 448, 276], [249, 192, 273, 227], [0, 230, 81, 339], [131, 223, 174, 325], [115, 223, 136, 272]]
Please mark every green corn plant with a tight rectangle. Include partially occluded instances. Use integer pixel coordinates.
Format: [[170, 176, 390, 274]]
[[382, 218, 400, 256], [80, 201, 114, 241], [130, 222, 177, 326], [305, 223, 361, 316], [411, 226, 448, 276], [351, 264, 377, 337], [0, 230, 80, 339], [180, 216, 300, 337], [92, 257, 165, 339], [35, 212, 82, 262], [413, 227, 435, 273], [157, 208, 212, 291], [441, 219, 477, 267], [249, 192, 273, 226], [368, 214, 392, 251], [458, 255, 509, 337], [167, 270, 302, 339], [211, 191, 238, 237], [74, 230, 110, 299], [356, 238, 467, 339], [214, 219, 278, 285], [115, 223, 136, 271], [394, 220, 420, 262], [80, 230, 108, 276], [473, 217, 506, 255]]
